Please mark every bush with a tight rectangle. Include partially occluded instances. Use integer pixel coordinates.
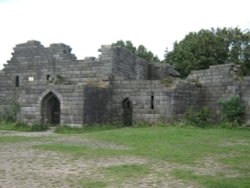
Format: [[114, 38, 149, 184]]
[[185, 107, 212, 127], [218, 95, 245, 124], [31, 123, 49, 131], [0, 101, 20, 122], [14, 121, 29, 128], [0, 121, 32, 131]]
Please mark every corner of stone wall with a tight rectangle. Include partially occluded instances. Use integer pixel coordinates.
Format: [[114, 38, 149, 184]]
[[186, 63, 247, 120]]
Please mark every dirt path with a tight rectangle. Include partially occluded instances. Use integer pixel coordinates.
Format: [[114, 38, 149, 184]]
[[0, 130, 241, 188]]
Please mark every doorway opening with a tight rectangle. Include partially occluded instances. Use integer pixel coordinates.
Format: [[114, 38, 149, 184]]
[[41, 92, 60, 125], [122, 98, 133, 126]]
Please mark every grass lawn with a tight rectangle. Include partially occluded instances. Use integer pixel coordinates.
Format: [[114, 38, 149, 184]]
[[55, 126, 250, 187], [1, 124, 249, 187], [84, 126, 249, 163]]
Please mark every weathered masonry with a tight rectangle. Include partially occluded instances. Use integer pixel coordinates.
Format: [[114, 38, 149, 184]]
[[0, 40, 250, 126]]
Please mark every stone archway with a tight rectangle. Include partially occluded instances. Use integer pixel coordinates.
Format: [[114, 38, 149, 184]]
[[122, 98, 133, 126], [41, 92, 61, 125]]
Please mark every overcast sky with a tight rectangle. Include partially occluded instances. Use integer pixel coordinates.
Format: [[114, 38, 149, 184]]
[[0, 0, 249, 69]]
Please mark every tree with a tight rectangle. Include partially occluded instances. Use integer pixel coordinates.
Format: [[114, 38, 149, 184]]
[[112, 40, 160, 64], [164, 28, 250, 77]]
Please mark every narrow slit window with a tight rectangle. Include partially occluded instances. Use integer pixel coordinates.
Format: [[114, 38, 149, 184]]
[[151, 95, 154, 109], [15, 76, 19, 87], [47, 75, 50, 81]]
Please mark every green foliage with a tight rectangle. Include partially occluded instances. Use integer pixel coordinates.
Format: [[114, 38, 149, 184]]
[[31, 123, 49, 131], [78, 179, 107, 188], [113, 40, 136, 53], [14, 121, 29, 129], [103, 164, 150, 179], [0, 101, 20, 122], [165, 27, 250, 77], [137, 44, 160, 64], [112, 40, 160, 64], [0, 121, 31, 131], [0, 121, 49, 132], [218, 95, 245, 124], [185, 107, 213, 127]]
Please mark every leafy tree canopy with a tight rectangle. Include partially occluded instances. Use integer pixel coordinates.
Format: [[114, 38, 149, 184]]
[[164, 27, 250, 77], [112, 40, 160, 64]]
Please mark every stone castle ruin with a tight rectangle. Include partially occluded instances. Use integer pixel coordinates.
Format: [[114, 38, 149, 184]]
[[0, 40, 250, 126]]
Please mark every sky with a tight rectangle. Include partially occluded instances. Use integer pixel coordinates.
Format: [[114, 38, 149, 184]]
[[0, 0, 250, 69]]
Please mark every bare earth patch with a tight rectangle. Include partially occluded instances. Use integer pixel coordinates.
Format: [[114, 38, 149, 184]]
[[0, 130, 245, 188]]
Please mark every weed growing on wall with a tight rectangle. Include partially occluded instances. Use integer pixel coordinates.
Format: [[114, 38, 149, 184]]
[[218, 95, 245, 125]]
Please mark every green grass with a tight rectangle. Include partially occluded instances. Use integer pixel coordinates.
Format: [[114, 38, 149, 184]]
[[0, 121, 32, 131], [84, 126, 250, 187], [41, 126, 250, 164], [171, 169, 250, 188], [0, 121, 48, 132], [103, 164, 150, 179], [78, 179, 107, 188], [34, 125, 250, 187], [84, 126, 250, 163], [218, 154, 250, 173]]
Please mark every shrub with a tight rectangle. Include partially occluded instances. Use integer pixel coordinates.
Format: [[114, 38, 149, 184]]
[[218, 95, 245, 124], [31, 123, 49, 131], [14, 121, 29, 128], [185, 107, 212, 127], [0, 101, 20, 122]]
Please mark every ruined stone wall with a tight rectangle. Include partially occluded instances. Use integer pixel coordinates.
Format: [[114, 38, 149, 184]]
[[83, 86, 111, 124], [0, 70, 16, 110], [0, 71, 8, 109], [240, 77, 250, 121], [111, 79, 201, 123], [6, 40, 250, 126], [187, 64, 246, 118], [149, 63, 180, 80], [18, 85, 84, 125], [2, 41, 115, 88], [2, 41, 180, 90], [111, 47, 149, 80]]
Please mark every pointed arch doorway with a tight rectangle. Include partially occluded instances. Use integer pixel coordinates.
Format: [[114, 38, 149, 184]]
[[41, 92, 61, 125], [122, 98, 133, 126]]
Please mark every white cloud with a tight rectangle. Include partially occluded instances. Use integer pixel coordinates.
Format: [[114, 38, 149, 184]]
[[0, 0, 249, 69]]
